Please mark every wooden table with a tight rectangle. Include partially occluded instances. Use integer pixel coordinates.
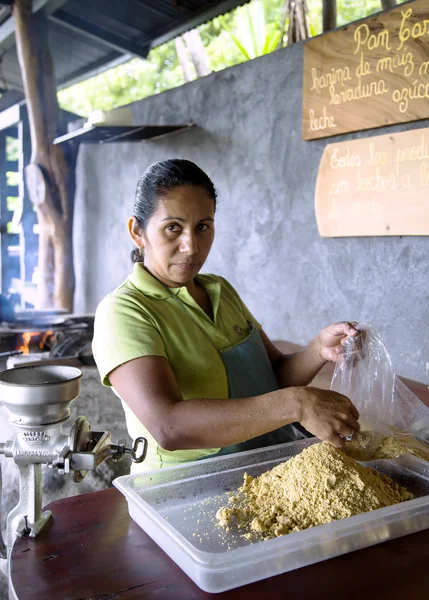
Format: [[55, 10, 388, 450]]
[[10, 486, 429, 600], [9, 342, 429, 600]]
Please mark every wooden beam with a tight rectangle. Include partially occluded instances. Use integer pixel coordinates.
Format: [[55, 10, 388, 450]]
[[49, 10, 150, 59], [149, 0, 251, 49], [6, 159, 18, 170], [0, 91, 25, 113], [56, 50, 128, 90], [0, 103, 20, 132], [0, 10, 15, 50], [51, 1, 251, 57], [0, 0, 67, 51], [6, 185, 18, 196]]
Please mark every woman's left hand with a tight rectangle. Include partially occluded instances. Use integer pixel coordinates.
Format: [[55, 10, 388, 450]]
[[316, 322, 359, 363]]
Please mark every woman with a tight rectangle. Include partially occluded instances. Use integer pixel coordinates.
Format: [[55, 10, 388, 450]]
[[93, 159, 360, 471]]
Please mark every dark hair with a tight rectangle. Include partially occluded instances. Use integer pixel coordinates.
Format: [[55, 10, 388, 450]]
[[131, 158, 217, 263]]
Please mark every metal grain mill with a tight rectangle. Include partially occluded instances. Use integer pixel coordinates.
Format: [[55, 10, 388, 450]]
[[0, 365, 147, 562]]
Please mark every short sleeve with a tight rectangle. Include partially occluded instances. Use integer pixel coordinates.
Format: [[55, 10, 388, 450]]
[[219, 277, 262, 330], [92, 292, 167, 386]]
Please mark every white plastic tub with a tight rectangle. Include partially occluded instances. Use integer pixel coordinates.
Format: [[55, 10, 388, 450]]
[[113, 439, 429, 593]]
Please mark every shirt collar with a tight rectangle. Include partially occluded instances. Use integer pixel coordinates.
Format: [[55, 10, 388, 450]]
[[128, 264, 174, 299], [129, 263, 221, 320], [129, 263, 201, 300]]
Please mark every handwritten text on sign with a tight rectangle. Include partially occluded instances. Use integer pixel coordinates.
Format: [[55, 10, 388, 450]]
[[315, 128, 429, 236], [303, 0, 429, 140]]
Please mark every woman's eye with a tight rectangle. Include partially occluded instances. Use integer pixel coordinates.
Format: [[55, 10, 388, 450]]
[[197, 223, 209, 232], [166, 223, 181, 232]]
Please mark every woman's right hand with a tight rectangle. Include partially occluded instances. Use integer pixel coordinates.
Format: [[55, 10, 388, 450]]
[[296, 386, 360, 448]]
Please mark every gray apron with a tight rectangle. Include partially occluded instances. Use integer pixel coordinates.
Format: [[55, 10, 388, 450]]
[[164, 284, 312, 459]]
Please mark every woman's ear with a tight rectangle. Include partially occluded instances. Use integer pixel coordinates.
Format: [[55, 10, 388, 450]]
[[128, 216, 143, 248]]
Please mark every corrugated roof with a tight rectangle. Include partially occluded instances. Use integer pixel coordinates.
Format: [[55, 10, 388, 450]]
[[0, 0, 250, 95]]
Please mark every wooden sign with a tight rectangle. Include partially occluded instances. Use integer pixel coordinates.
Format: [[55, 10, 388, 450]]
[[315, 127, 429, 237], [303, 0, 429, 140]]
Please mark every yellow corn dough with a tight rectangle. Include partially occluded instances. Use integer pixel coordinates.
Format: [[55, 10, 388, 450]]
[[344, 431, 429, 462], [216, 442, 413, 540]]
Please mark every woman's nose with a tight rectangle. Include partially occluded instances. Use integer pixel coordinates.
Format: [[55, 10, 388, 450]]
[[180, 233, 198, 255]]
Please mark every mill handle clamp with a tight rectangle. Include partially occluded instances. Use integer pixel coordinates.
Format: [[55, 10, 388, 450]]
[[110, 437, 148, 463]]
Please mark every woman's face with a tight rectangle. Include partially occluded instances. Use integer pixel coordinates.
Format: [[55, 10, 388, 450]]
[[131, 185, 216, 287]]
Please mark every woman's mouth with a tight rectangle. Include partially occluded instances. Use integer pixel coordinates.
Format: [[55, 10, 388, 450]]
[[174, 263, 198, 271]]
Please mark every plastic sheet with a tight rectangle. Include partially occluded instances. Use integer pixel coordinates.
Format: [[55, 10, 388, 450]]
[[331, 323, 429, 457]]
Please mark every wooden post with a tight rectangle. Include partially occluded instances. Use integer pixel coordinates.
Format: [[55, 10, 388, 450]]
[[380, 0, 397, 10], [13, 0, 76, 311], [322, 0, 337, 32]]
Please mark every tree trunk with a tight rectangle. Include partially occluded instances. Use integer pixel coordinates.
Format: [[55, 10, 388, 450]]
[[322, 0, 337, 32], [287, 0, 310, 46], [183, 30, 212, 77], [380, 0, 397, 10], [175, 36, 194, 82], [13, 0, 76, 311]]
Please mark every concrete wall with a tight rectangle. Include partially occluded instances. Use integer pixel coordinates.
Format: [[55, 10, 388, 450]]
[[74, 41, 429, 384]]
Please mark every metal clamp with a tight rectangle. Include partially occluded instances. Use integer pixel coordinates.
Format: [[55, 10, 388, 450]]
[[131, 437, 148, 463], [110, 437, 147, 464]]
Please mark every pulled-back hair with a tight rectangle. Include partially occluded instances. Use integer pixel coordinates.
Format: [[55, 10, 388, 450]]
[[131, 159, 217, 263]]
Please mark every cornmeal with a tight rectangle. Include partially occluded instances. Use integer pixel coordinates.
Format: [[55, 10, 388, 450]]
[[344, 431, 429, 462], [216, 442, 413, 540]]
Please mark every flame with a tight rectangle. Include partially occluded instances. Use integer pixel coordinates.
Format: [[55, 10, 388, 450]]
[[39, 331, 53, 350], [17, 332, 40, 354], [16, 331, 53, 354]]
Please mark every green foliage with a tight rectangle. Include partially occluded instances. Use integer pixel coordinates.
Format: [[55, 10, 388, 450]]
[[6, 136, 19, 161], [58, 0, 409, 117], [7, 196, 20, 212], [307, 0, 409, 35], [7, 195, 22, 233], [59, 62, 163, 116], [58, 39, 185, 116], [199, 19, 246, 71], [222, 1, 282, 59], [6, 171, 19, 186], [337, 0, 383, 27]]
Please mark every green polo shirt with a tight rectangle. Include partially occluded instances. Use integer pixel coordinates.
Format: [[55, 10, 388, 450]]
[[92, 263, 261, 471]]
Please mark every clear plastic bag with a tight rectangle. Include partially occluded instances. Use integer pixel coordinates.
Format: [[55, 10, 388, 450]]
[[330, 323, 429, 460]]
